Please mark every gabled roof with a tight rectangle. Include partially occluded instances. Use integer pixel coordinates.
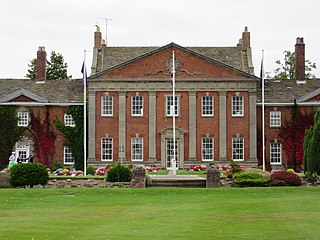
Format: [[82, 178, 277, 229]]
[[0, 79, 83, 105], [0, 88, 48, 103], [257, 79, 320, 104], [91, 42, 256, 79]]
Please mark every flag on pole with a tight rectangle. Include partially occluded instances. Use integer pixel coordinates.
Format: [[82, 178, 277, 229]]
[[259, 53, 265, 88], [81, 61, 88, 89]]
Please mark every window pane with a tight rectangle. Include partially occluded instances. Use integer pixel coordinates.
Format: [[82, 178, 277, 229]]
[[64, 147, 74, 164], [101, 96, 113, 116], [166, 96, 179, 116], [64, 114, 75, 127], [18, 111, 28, 126], [101, 137, 113, 161], [270, 111, 281, 127], [232, 96, 243, 116], [232, 137, 244, 161], [132, 96, 143, 116], [202, 96, 213, 116], [202, 137, 213, 161], [131, 138, 143, 161], [270, 142, 281, 164]]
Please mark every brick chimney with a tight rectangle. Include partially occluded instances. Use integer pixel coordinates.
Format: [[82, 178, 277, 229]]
[[242, 26, 250, 49], [295, 37, 305, 81], [36, 46, 46, 81], [94, 25, 102, 49]]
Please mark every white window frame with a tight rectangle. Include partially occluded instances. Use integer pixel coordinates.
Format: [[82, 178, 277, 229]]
[[270, 111, 281, 127], [270, 142, 282, 165], [101, 137, 113, 161], [165, 95, 180, 117], [64, 146, 74, 165], [64, 113, 75, 127], [131, 96, 143, 116], [101, 96, 113, 116], [202, 137, 214, 161], [232, 96, 244, 117], [202, 96, 214, 117], [232, 137, 244, 161], [17, 111, 29, 127], [131, 137, 143, 161]]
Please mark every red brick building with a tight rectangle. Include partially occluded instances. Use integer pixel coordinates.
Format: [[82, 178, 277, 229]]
[[0, 47, 83, 167], [87, 27, 260, 169]]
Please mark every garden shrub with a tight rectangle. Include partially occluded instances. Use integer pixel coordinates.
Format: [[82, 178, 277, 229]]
[[0, 172, 11, 188], [233, 172, 270, 187], [230, 162, 242, 174], [287, 168, 296, 174], [86, 166, 96, 175], [270, 171, 302, 186], [10, 163, 49, 188], [50, 162, 63, 172], [106, 163, 131, 182], [304, 171, 319, 186]]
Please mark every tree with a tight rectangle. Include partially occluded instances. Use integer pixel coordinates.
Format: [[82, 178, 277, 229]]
[[272, 50, 316, 80], [304, 110, 320, 174], [25, 51, 72, 80], [0, 106, 25, 169]]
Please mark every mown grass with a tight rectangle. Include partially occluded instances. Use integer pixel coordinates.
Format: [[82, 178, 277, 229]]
[[0, 187, 319, 240]]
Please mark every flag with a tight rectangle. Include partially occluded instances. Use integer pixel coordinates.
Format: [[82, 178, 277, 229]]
[[259, 52, 265, 88], [81, 61, 88, 89]]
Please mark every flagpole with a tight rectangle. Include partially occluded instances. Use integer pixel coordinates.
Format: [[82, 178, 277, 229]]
[[83, 50, 87, 176], [261, 50, 265, 172], [172, 51, 176, 176]]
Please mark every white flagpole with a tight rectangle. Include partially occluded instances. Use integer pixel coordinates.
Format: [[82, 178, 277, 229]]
[[261, 50, 265, 172], [83, 51, 87, 176], [172, 51, 176, 176]]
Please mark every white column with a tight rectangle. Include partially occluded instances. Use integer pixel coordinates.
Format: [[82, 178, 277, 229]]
[[87, 91, 96, 163], [118, 91, 127, 161], [188, 91, 197, 161], [148, 91, 157, 162], [219, 91, 227, 161]]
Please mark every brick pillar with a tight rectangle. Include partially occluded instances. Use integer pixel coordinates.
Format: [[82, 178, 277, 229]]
[[36, 46, 46, 81], [130, 167, 146, 188], [206, 165, 220, 188], [94, 25, 102, 49], [295, 37, 305, 80], [242, 26, 250, 49]]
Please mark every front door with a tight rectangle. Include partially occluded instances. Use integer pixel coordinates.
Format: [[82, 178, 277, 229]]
[[15, 142, 30, 162], [166, 138, 178, 170]]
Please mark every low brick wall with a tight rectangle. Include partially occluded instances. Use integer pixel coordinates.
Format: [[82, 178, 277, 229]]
[[45, 178, 131, 188]]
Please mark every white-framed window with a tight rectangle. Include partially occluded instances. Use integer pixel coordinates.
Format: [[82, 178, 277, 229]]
[[101, 137, 113, 161], [232, 137, 244, 161], [131, 137, 143, 161], [17, 111, 29, 126], [202, 137, 214, 161], [232, 96, 244, 116], [132, 96, 143, 116], [270, 142, 282, 165], [101, 96, 113, 116], [202, 96, 214, 116], [166, 95, 180, 117], [270, 111, 281, 127], [64, 146, 74, 164], [64, 113, 75, 127]]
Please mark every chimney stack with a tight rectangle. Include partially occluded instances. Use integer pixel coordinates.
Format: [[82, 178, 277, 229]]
[[94, 25, 102, 49], [241, 26, 250, 49], [36, 46, 46, 81], [295, 37, 305, 81]]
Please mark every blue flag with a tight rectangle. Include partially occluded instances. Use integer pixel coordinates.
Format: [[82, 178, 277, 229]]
[[259, 52, 265, 89], [81, 61, 88, 89]]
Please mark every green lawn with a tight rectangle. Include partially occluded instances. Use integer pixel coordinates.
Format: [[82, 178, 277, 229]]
[[0, 187, 319, 240]]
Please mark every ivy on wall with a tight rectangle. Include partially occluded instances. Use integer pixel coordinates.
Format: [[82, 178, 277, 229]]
[[0, 106, 25, 169], [55, 105, 84, 171], [30, 108, 56, 167], [278, 105, 314, 171]]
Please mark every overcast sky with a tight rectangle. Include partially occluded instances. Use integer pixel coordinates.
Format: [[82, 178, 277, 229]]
[[1, 0, 319, 79]]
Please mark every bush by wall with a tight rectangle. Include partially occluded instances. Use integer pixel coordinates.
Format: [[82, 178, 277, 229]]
[[86, 166, 96, 175], [233, 171, 270, 187], [270, 170, 302, 186], [106, 163, 131, 182], [10, 163, 49, 187]]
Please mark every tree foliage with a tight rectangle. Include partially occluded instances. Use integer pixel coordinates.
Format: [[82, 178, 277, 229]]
[[55, 106, 84, 171], [272, 50, 316, 80], [25, 51, 71, 80], [304, 110, 320, 174], [0, 106, 25, 169]]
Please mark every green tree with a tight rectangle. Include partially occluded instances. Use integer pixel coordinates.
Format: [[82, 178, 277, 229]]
[[0, 106, 25, 169], [272, 50, 316, 80], [25, 51, 72, 80], [304, 110, 320, 174]]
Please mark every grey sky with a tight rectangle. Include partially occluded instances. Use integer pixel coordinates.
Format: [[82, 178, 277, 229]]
[[1, 0, 319, 79]]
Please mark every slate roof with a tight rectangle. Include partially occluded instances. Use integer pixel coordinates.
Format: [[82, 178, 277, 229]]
[[0, 79, 83, 104], [257, 79, 320, 104], [94, 44, 252, 75]]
